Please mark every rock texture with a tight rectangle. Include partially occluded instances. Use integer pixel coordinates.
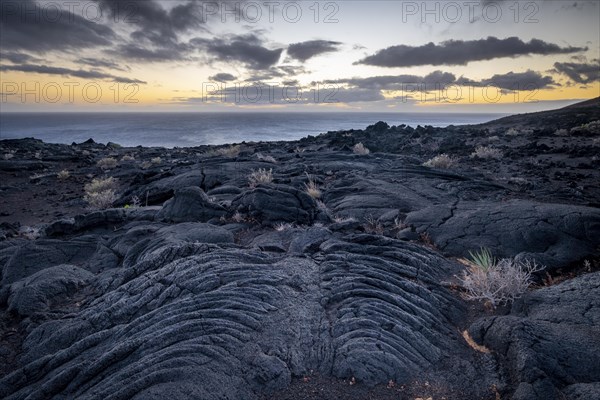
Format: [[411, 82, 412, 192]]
[[0, 99, 599, 399], [469, 271, 600, 400]]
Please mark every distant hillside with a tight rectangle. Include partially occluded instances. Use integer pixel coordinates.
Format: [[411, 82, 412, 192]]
[[479, 97, 599, 130]]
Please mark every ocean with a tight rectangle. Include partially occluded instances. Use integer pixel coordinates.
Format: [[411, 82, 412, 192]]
[[0, 112, 505, 148]]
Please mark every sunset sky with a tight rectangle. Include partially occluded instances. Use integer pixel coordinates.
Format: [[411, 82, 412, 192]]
[[1, 0, 599, 112]]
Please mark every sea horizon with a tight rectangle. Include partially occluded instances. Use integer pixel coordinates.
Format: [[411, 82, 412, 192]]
[[0, 111, 507, 148]]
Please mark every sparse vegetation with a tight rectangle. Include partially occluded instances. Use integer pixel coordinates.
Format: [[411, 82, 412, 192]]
[[248, 168, 273, 188], [470, 145, 502, 160], [353, 142, 370, 155], [256, 153, 277, 163], [57, 169, 70, 180], [96, 157, 118, 170], [333, 216, 356, 224], [274, 222, 294, 232], [210, 145, 241, 158], [2, 150, 15, 160], [121, 154, 136, 161], [423, 154, 456, 169], [505, 127, 532, 136], [231, 211, 245, 223], [363, 215, 384, 235], [571, 120, 600, 135], [553, 128, 569, 136], [151, 157, 162, 164], [458, 248, 543, 308], [84, 177, 118, 209], [304, 174, 322, 199]]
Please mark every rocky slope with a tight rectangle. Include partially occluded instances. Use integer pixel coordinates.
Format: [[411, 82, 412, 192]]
[[0, 98, 599, 399]]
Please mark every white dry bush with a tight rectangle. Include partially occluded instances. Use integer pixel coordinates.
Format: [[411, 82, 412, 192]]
[[256, 153, 278, 163], [274, 222, 294, 232], [57, 169, 70, 180], [96, 157, 118, 170], [459, 249, 543, 308], [423, 154, 456, 169], [121, 154, 136, 162], [353, 142, 370, 155], [553, 128, 569, 136], [84, 177, 118, 209], [248, 168, 273, 188], [151, 157, 162, 164], [470, 145, 502, 160], [333, 215, 356, 224]]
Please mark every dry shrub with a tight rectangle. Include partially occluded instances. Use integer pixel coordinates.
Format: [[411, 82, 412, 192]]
[[84, 177, 118, 209], [458, 248, 543, 308], [353, 142, 370, 155], [470, 146, 502, 160], [96, 157, 118, 170], [423, 154, 456, 169], [304, 174, 322, 199], [248, 168, 273, 188]]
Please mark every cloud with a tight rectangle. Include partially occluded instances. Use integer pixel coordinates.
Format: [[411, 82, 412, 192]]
[[77, 57, 129, 71], [245, 65, 307, 82], [457, 70, 556, 91], [193, 34, 283, 70], [0, 51, 42, 64], [326, 70, 457, 90], [287, 40, 341, 62], [0, 0, 115, 53], [357, 37, 587, 67], [323, 69, 554, 93], [0, 63, 146, 84], [107, 43, 191, 62], [209, 73, 237, 82], [94, 0, 205, 47], [553, 61, 600, 84]]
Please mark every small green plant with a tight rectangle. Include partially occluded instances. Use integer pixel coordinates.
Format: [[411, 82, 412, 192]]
[[468, 247, 496, 272]]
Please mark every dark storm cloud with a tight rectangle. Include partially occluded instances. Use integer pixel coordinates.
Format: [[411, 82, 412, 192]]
[[287, 40, 342, 62], [553, 61, 600, 84], [0, 0, 115, 53], [77, 57, 129, 71], [209, 73, 237, 82], [94, 0, 205, 47], [357, 37, 587, 67], [192, 34, 283, 70], [0, 63, 146, 83], [457, 70, 556, 90]]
